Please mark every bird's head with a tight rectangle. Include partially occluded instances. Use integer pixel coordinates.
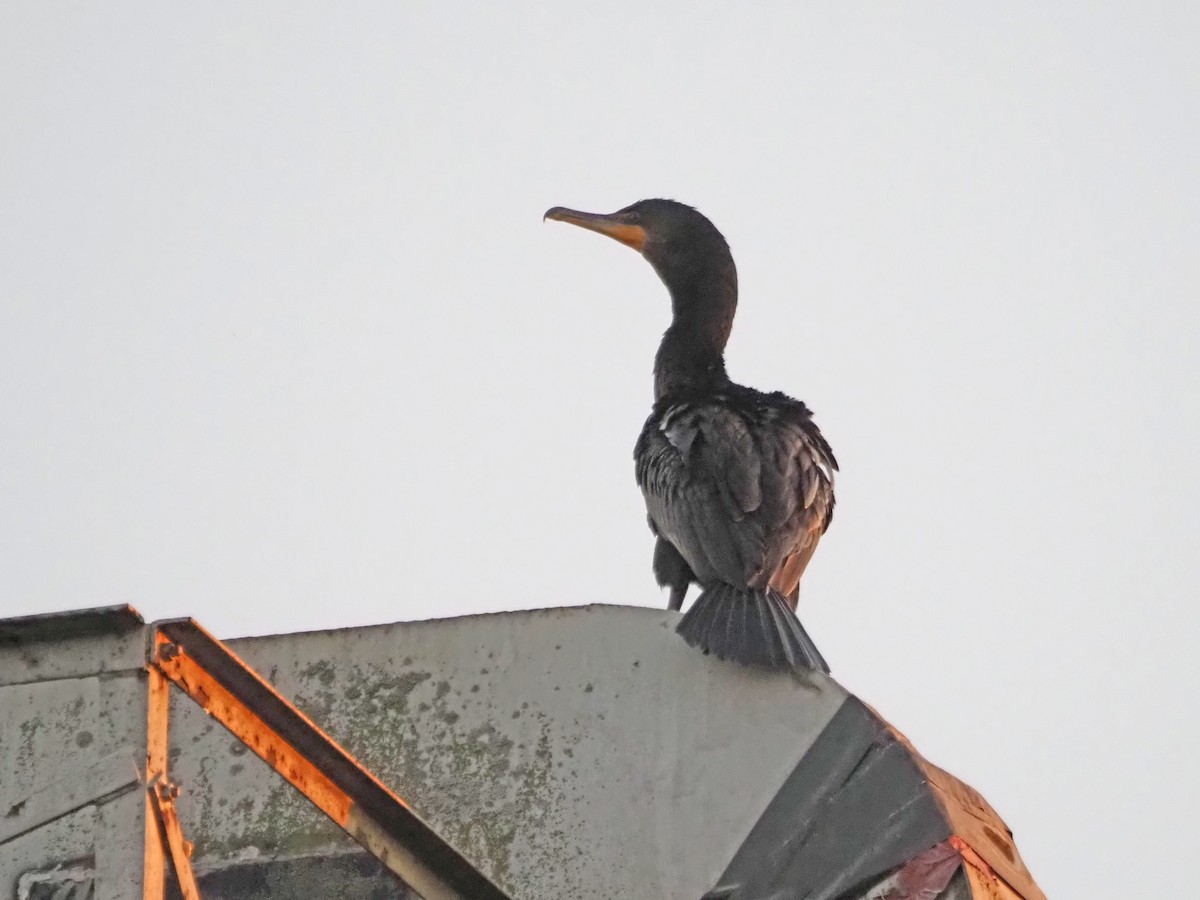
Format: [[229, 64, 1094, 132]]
[[544, 199, 734, 303]]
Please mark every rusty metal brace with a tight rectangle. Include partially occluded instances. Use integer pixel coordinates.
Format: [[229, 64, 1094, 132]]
[[149, 779, 202, 900], [143, 619, 511, 900], [143, 660, 202, 900]]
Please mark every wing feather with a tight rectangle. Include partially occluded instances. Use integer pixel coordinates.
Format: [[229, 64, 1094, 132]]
[[636, 389, 836, 594]]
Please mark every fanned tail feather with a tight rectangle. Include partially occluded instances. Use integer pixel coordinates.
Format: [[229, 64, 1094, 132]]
[[675, 585, 829, 673]]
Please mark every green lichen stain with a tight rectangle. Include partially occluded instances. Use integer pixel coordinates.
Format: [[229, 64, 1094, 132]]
[[189, 659, 445, 862], [292, 660, 431, 728], [372, 705, 568, 891], [192, 766, 340, 861], [16, 719, 42, 773], [180, 649, 581, 896], [284, 661, 579, 893], [179, 709, 346, 865], [301, 660, 337, 687]]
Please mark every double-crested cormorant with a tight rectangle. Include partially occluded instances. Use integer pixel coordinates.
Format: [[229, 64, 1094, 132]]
[[545, 199, 837, 673]]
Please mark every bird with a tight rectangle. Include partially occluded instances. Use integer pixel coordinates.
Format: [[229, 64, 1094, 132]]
[[544, 199, 837, 673]]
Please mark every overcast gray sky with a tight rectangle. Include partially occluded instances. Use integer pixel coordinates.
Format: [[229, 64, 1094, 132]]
[[2, 3, 1197, 897]]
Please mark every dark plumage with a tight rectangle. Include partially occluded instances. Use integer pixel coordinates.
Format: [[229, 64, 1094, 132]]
[[545, 199, 837, 672]]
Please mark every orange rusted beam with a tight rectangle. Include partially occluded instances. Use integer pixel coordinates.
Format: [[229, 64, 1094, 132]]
[[148, 621, 511, 900], [143, 664, 169, 900], [152, 783, 202, 900], [152, 631, 350, 825], [952, 836, 1026, 900]]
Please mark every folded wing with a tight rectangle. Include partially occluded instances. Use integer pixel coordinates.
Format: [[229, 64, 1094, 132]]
[[635, 392, 836, 598]]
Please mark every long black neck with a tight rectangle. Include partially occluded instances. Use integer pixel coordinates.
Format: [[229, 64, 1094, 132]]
[[652, 252, 737, 401]]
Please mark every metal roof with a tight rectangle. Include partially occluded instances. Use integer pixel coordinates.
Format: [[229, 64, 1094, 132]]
[[0, 604, 1043, 900], [706, 697, 1043, 900]]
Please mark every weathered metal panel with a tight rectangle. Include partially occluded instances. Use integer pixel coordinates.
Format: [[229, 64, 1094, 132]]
[[1, 603, 1041, 900], [0, 804, 96, 896], [95, 788, 152, 900], [0, 746, 139, 845], [705, 703, 1046, 900], [0, 614, 155, 900], [12, 793, 157, 900], [0, 674, 119, 894], [0, 606, 145, 687], [167, 605, 848, 900], [0, 677, 105, 810], [704, 697, 951, 900]]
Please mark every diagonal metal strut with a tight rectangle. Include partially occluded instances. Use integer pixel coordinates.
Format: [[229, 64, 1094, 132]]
[[149, 619, 513, 900]]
